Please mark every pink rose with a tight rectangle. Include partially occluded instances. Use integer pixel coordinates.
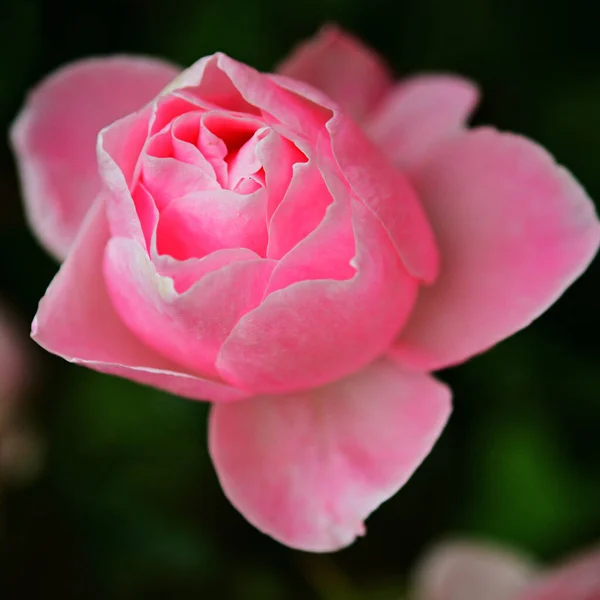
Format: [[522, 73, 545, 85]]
[[10, 27, 600, 551], [411, 539, 600, 600]]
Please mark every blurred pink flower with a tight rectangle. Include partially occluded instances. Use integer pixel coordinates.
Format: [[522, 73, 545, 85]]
[[0, 301, 41, 487], [412, 539, 600, 600], [10, 26, 600, 550], [0, 301, 27, 429]]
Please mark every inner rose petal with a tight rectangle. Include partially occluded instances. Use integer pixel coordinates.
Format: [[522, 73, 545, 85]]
[[156, 188, 268, 260]]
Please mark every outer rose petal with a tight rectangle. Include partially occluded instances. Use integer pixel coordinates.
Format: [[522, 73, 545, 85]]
[[411, 541, 536, 600], [10, 56, 180, 260], [519, 546, 600, 600], [209, 358, 451, 552], [364, 75, 480, 170], [32, 197, 249, 403], [277, 25, 392, 121], [394, 128, 600, 371]]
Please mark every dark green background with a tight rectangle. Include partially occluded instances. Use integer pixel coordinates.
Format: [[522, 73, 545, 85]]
[[1, 0, 599, 598]]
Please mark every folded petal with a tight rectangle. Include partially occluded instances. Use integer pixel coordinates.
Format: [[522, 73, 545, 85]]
[[520, 545, 600, 600], [32, 197, 248, 403], [412, 541, 536, 600], [209, 358, 451, 552], [217, 190, 417, 394], [156, 188, 268, 259], [394, 128, 600, 371], [365, 75, 479, 169], [104, 237, 276, 379], [10, 56, 180, 260], [277, 25, 392, 122], [329, 114, 440, 283]]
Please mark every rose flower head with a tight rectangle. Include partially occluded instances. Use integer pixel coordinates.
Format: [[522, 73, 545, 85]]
[[10, 27, 600, 551]]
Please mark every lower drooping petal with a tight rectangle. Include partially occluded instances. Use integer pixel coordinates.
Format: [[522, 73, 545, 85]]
[[209, 358, 451, 552], [10, 56, 180, 260], [32, 197, 249, 403], [412, 541, 536, 600], [393, 128, 600, 372]]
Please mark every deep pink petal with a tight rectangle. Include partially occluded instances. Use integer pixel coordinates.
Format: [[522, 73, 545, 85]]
[[104, 237, 276, 379], [266, 160, 333, 259], [156, 188, 268, 259], [209, 357, 451, 552], [217, 180, 418, 394], [257, 129, 307, 221], [519, 546, 600, 600], [141, 154, 220, 210], [32, 197, 248, 403], [393, 128, 600, 371], [412, 541, 536, 600], [266, 174, 355, 291], [277, 25, 392, 122], [365, 74, 479, 169], [11, 56, 180, 260]]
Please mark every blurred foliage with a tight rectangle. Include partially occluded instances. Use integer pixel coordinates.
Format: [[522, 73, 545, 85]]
[[0, 0, 599, 598]]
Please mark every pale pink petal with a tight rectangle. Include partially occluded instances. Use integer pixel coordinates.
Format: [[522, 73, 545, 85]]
[[209, 357, 451, 552], [32, 197, 248, 403], [520, 546, 600, 600], [393, 128, 600, 371], [412, 541, 536, 600], [10, 56, 180, 260], [217, 183, 418, 394], [365, 75, 480, 169], [277, 25, 392, 121], [104, 237, 276, 379]]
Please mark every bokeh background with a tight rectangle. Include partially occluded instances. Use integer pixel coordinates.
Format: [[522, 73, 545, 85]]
[[1, 0, 599, 598]]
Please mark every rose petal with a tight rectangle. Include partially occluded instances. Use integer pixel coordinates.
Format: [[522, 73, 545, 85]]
[[266, 159, 334, 259], [266, 170, 355, 290], [393, 128, 600, 371], [104, 237, 276, 379], [365, 74, 480, 169], [257, 129, 307, 221], [156, 188, 268, 259], [11, 56, 180, 260], [170, 54, 331, 141], [217, 174, 418, 394], [277, 25, 392, 122], [209, 357, 451, 552], [32, 197, 248, 402], [412, 541, 536, 600], [329, 113, 440, 283], [520, 546, 600, 600]]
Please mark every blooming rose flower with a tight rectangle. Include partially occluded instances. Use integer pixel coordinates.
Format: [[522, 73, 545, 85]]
[[10, 27, 600, 551], [411, 539, 600, 600]]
